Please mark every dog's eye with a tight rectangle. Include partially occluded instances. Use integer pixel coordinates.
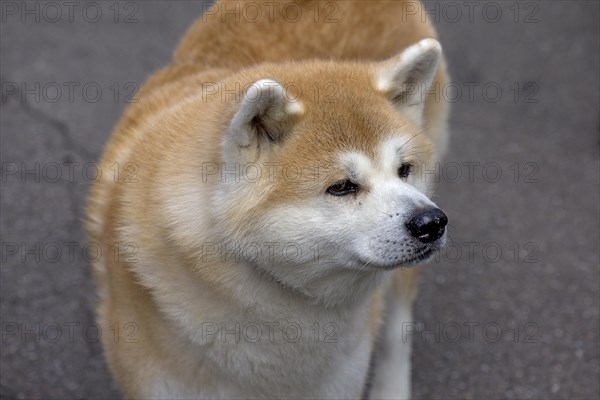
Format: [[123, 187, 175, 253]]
[[398, 162, 413, 179], [327, 180, 358, 196]]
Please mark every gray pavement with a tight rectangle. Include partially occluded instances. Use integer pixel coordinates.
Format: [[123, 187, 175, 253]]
[[1, 1, 599, 399]]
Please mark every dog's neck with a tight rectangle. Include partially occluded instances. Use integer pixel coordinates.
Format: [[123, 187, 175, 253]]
[[252, 260, 388, 309]]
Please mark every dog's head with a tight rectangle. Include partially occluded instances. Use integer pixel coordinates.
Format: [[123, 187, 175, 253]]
[[213, 39, 447, 300]]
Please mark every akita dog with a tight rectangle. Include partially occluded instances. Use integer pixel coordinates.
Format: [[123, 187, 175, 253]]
[[86, 0, 450, 398]]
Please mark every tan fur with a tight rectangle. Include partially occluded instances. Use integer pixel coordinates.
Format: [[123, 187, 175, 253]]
[[87, 1, 449, 398]]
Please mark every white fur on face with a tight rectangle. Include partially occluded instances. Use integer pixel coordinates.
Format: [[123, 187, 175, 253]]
[[340, 136, 444, 269], [235, 134, 445, 305]]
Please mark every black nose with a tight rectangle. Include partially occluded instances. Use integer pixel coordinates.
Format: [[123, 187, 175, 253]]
[[405, 208, 448, 243]]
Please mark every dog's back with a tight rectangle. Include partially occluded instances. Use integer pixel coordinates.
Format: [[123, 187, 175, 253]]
[[176, 0, 438, 65]]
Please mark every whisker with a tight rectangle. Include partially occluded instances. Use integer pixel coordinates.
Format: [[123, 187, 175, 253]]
[[398, 130, 425, 151], [371, 206, 393, 217]]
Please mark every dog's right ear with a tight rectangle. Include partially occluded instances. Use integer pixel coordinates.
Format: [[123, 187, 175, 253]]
[[375, 39, 442, 127], [227, 79, 304, 150]]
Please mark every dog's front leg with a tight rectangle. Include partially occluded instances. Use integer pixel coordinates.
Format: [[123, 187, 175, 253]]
[[369, 268, 421, 400]]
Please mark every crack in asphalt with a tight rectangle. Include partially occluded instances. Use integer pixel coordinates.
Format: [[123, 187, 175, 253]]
[[1, 75, 97, 270], [1, 75, 98, 162]]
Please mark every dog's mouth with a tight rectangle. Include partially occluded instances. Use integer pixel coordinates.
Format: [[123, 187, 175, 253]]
[[401, 246, 437, 266], [357, 245, 439, 271]]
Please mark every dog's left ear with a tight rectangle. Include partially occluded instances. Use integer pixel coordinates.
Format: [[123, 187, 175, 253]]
[[228, 79, 303, 149], [375, 39, 442, 126]]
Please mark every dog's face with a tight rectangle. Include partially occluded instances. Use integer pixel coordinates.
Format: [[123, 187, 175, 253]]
[[214, 40, 447, 294]]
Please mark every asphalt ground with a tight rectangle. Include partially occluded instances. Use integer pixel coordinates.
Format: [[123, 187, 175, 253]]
[[1, 1, 599, 399]]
